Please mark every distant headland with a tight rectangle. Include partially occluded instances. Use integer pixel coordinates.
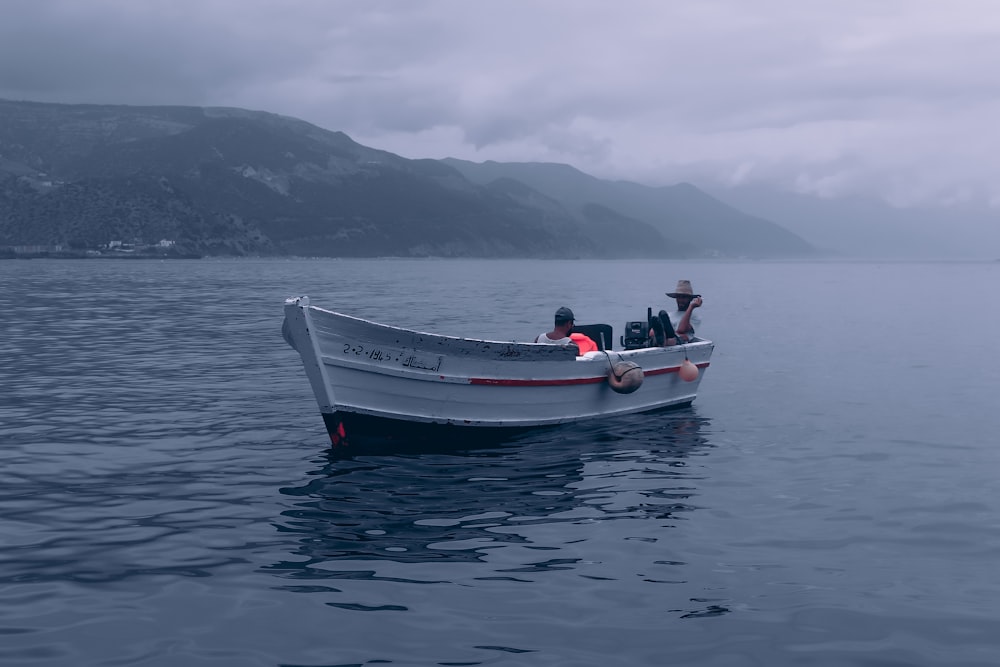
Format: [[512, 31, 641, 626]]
[[0, 99, 817, 260]]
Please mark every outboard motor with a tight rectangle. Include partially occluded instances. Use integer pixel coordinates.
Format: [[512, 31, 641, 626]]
[[622, 307, 679, 349], [621, 320, 649, 349]]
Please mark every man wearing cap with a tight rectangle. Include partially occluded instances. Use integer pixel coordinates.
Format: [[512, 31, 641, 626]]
[[665, 280, 703, 343], [536, 306, 576, 344]]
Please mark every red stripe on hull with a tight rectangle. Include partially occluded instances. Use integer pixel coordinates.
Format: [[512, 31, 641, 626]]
[[644, 361, 710, 377], [470, 376, 605, 387], [469, 362, 709, 386]]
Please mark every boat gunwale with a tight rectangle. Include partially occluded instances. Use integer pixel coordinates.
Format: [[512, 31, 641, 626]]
[[303, 302, 714, 359]]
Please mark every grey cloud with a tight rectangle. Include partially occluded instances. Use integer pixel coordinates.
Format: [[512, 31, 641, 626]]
[[3, 0, 1000, 215]]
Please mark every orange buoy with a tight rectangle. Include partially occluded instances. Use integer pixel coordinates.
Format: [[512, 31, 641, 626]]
[[678, 359, 699, 382]]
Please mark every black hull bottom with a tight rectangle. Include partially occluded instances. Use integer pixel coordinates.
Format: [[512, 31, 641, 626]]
[[320, 403, 694, 454], [321, 412, 538, 453]]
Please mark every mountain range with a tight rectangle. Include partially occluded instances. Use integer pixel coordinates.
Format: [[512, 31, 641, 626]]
[[698, 183, 1000, 260], [0, 98, 819, 258]]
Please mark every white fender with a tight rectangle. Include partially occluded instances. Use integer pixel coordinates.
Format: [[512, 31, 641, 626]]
[[607, 361, 644, 394]]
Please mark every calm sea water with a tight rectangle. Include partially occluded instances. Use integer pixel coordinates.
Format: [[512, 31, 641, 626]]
[[2, 257, 999, 667]]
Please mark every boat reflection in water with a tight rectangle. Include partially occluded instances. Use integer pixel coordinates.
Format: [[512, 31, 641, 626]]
[[267, 408, 716, 577]]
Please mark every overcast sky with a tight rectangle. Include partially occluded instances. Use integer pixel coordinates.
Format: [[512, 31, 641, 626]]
[[3, 0, 1000, 210]]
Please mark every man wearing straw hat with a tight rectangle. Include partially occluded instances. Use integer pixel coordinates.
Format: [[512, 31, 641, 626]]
[[665, 279, 703, 343]]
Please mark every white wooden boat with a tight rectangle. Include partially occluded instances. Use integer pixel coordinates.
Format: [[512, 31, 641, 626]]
[[283, 296, 713, 446]]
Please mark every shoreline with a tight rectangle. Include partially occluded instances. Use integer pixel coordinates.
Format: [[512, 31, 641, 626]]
[[0, 252, 203, 260]]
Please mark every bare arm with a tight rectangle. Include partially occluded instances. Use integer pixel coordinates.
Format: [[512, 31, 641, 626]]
[[675, 297, 702, 341]]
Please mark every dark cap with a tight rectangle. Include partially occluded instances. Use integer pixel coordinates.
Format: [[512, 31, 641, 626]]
[[554, 306, 575, 324]]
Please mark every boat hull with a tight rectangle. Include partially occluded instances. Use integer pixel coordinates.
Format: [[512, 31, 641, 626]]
[[283, 296, 714, 445], [320, 401, 695, 449]]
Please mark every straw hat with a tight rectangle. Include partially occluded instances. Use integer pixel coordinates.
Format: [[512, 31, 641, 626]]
[[666, 280, 695, 298]]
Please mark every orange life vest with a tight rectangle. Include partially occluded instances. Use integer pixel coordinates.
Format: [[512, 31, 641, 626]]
[[570, 332, 598, 354]]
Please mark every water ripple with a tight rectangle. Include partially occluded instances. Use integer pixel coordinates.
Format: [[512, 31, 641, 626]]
[[4, 259, 1000, 666]]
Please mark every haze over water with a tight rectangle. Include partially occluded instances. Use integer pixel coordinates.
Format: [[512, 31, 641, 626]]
[[2, 257, 999, 666]]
